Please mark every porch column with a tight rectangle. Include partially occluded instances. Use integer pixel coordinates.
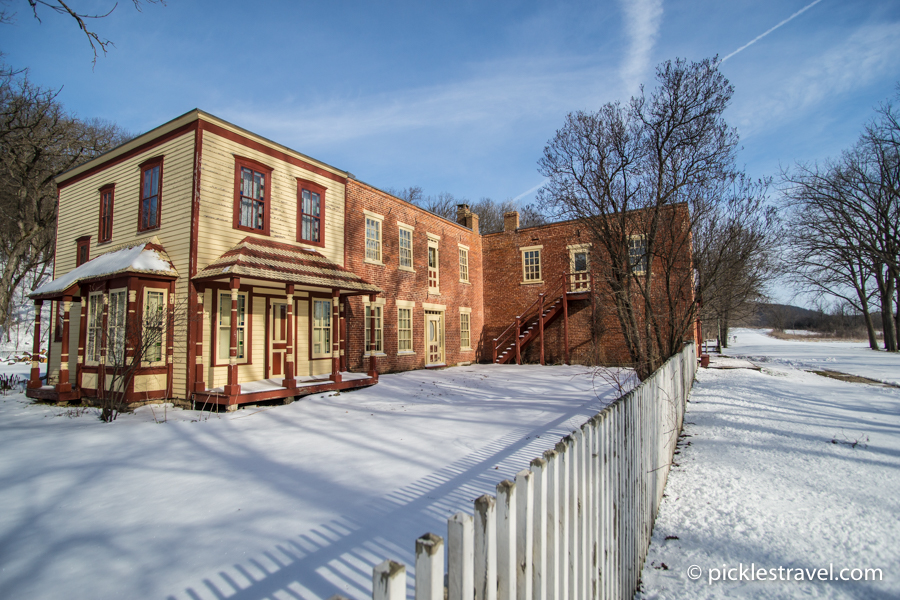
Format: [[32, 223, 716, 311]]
[[166, 281, 175, 399], [368, 294, 378, 380], [98, 287, 109, 399], [77, 296, 88, 391], [193, 284, 206, 392], [224, 277, 241, 396], [539, 293, 545, 366], [57, 295, 73, 393], [28, 300, 43, 389], [330, 289, 341, 383], [282, 284, 296, 389]]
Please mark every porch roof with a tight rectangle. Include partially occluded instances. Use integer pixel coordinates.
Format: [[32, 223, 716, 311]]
[[193, 237, 381, 295], [30, 237, 178, 300]]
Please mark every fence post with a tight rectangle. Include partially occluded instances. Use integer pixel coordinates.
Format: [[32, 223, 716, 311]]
[[567, 432, 580, 600], [515, 469, 533, 600], [542, 449, 559, 600], [475, 494, 497, 600], [497, 480, 517, 600], [416, 533, 445, 600], [530, 457, 547, 600], [555, 439, 570, 600], [373, 560, 406, 600], [448, 512, 474, 600]]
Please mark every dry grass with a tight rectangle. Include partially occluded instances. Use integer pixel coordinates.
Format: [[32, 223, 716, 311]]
[[766, 330, 872, 343]]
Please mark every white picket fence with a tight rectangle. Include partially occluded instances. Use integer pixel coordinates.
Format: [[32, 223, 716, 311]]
[[369, 343, 697, 600]]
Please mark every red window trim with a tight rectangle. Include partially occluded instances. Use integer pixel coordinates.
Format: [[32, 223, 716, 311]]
[[76, 235, 91, 267], [296, 178, 327, 248], [209, 284, 254, 367], [138, 156, 164, 232], [233, 156, 273, 236], [98, 183, 115, 243]]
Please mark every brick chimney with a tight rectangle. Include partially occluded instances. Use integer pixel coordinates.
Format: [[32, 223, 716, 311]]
[[504, 211, 519, 232], [457, 204, 480, 234]]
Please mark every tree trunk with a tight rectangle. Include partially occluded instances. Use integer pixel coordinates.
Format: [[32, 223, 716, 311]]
[[875, 266, 897, 351]]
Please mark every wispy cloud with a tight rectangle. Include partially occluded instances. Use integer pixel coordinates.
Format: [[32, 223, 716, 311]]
[[731, 22, 900, 138], [618, 0, 664, 93], [511, 179, 549, 203], [721, 0, 825, 63], [214, 56, 617, 151]]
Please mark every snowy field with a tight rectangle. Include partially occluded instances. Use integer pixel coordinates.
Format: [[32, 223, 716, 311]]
[[638, 328, 900, 599], [0, 363, 621, 600]]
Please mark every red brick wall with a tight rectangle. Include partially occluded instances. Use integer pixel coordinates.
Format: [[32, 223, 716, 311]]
[[344, 180, 484, 372]]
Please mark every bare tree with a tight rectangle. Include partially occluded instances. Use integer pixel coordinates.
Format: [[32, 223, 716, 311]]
[[0, 74, 128, 334], [0, 0, 165, 64], [91, 291, 189, 422], [783, 94, 900, 351], [538, 57, 776, 379]]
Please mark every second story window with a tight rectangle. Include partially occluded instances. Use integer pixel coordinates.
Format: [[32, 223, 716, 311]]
[[298, 179, 326, 247], [238, 167, 267, 232], [521, 245, 543, 283], [427, 234, 440, 293], [76, 237, 90, 267], [629, 235, 648, 275], [98, 184, 114, 243], [458, 245, 469, 283], [364, 211, 383, 264], [398, 225, 413, 270], [139, 158, 162, 231]]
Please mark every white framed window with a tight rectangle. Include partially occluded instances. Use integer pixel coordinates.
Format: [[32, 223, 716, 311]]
[[107, 289, 127, 366], [398, 223, 414, 271], [312, 298, 332, 358], [86, 292, 103, 364], [427, 233, 440, 294], [629, 235, 648, 275], [364, 298, 385, 355], [568, 243, 592, 291], [398, 308, 412, 352], [521, 245, 543, 284], [459, 307, 472, 351], [364, 210, 384, 265], [218, 291, 247, 363], [458, 244, 469, 283], [143, 288, 166, 365]]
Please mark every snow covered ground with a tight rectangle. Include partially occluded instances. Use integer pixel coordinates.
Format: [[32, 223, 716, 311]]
[[0, 363, 622, 600], [638, 328, 900, 599]]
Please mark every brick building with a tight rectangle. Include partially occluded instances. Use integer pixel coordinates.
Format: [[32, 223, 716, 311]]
[[26, 109, 693, 410]]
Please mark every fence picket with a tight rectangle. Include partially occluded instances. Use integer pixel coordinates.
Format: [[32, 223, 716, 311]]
[[372, 343, 697, 600]]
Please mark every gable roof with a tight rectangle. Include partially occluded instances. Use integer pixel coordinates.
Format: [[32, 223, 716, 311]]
[[30, 237, 178, 300], [193, 237, 382, 295]]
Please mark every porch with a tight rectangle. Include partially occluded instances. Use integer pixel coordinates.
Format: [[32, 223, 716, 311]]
[[192, 372, 376, 409]]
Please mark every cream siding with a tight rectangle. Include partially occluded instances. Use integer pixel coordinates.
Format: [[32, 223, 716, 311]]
[[295, 298, 310, 376], [55, 130, 195, 398], [196, 130, 346, 272], [134, 374, 167, 394]]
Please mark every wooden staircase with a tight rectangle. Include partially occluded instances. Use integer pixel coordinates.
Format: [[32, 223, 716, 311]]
[[492, 272, 593, 365]]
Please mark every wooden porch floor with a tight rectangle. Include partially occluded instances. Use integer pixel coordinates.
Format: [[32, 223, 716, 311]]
[[193, 372, 376, 408]]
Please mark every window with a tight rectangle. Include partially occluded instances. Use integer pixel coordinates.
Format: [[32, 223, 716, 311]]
[[398, 307, 412, 352], [574, 252, 588, 272], [398, 225, 414, 270], [98, 184, 114, 243], [365, 212, 383, 264], [427, 234, 440, 293], [365, 303, 383, 354], [568, 243, 592, 290], [144, 289, 166, 364], [235, 161, 269, 233], [460, 309, 471, 351], [139, 158, 162, 231], [298, 179, 326, 247], [218, 291, 247, 362], [458, 245, 469, 283], [312, 299, 332, 358], [629, 236, 648, 275], [107, 290, 127, 366], [76, 237, 90, 267], [86, 293, 103, 363], [521, 245, 543, 283]]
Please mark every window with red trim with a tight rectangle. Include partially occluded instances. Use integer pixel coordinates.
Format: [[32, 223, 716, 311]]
[[297, 179, 326, 247], [76, 237, 90, 267], [233, 158, 272, 235], [139, 158, 162, 231], [99, 185, 114, 242]]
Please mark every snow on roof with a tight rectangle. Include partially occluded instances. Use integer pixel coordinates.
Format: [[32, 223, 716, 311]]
[[31, 237, 177, 299]]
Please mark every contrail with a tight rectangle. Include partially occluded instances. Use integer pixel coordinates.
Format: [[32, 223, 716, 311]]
[[720, 0, 825, 63], [511, 179, 549, 203]]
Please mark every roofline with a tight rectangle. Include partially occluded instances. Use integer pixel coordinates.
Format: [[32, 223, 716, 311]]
[[349, 178, 479, 236], [55, 109, 350, 186], [481, 201, 690, 237]]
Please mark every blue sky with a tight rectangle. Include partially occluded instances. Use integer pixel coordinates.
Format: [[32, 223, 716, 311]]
[[4, 0, 899, 208]]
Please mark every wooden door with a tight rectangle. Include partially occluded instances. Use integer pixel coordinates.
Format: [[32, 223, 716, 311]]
[[269, 301, 287, 378], [425, 311, 444, 365]]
